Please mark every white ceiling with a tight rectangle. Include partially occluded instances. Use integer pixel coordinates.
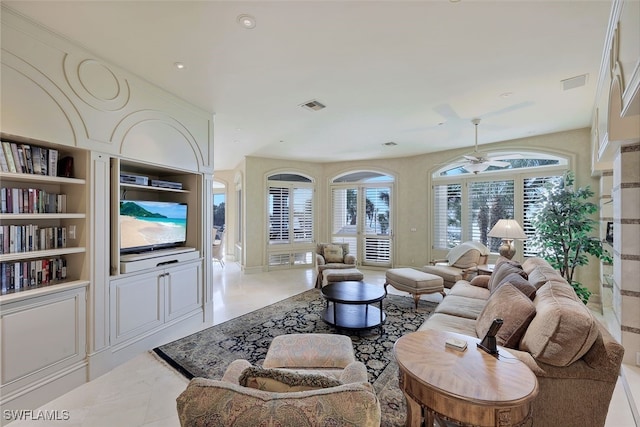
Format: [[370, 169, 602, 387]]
[[4, 1, 612, 170]]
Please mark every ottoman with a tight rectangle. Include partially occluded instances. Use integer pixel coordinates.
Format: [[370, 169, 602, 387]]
[[322, 267, 364, 287], [263, 333, 356, 379], [384, 268, 445, 309]]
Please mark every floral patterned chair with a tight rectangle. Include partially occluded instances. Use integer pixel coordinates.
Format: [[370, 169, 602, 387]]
[[176, 358, 381, 426]]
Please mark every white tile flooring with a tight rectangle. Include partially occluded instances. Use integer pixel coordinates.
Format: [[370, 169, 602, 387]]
[[7, 263, 638, 426]]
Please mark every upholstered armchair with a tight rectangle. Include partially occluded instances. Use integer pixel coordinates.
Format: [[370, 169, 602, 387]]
[[315, 242, 357, 288], [176, 359, 381, 427], [422, 241, 489, 288]]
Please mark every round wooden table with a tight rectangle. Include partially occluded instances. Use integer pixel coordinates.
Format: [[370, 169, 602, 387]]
[[394, 329, 538, 427], [320, 281, 386, 332]]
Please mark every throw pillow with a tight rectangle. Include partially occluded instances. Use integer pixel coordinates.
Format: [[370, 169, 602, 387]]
[[492, 272, 536, 300], [323, 244, 344, 263], [475, 283, 536, 349], [487, 261, 528, 292], [520, 280, 599, 366], [239, 366, 342, 392]]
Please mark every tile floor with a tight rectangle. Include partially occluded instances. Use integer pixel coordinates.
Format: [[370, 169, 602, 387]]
[[7, 262, 638, 426]]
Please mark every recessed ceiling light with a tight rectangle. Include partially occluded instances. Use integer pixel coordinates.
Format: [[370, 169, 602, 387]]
[[237, 14, 256, 29], [174, 62, 185, 70], [383, 142, 397, 147], [500, 92, 513, 98]]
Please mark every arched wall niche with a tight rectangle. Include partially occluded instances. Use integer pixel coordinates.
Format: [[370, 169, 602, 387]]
[[113, 111, 204, 172], [1, 51, 84, 146]]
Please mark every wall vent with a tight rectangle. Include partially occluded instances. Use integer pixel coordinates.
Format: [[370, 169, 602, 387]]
[[561, 74, 588, 91], [299, 99, 326, 111]]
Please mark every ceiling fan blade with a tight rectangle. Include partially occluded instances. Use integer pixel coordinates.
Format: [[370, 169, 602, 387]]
[[463, 154, 481, 162], [486, 160, 511, 168], [489, 154, 523, 161]]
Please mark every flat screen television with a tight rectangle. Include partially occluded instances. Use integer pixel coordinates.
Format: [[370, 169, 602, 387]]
[[119, 200, 188, 254]]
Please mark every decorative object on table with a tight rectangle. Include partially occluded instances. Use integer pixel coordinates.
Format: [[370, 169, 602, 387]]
[[488, 219, 527, 260], [530, 170, 612, 304], [477, 318, 503, 356]]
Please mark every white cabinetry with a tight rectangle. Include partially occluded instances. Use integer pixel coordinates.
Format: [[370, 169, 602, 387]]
[[110, 260, 202, 346], [0, 135, 90, 412]]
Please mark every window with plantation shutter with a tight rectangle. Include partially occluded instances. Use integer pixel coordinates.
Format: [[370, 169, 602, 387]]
[[467, 180, 514, 252], [433, 183, 462, 249], [432, 152, 567, 259], [266, 174, 315, 269], [522, 175, 562, 257]]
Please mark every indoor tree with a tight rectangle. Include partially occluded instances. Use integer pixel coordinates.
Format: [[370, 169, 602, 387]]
[[530, 171, 611, 304]]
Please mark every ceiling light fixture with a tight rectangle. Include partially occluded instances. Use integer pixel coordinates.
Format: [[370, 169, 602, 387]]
[[174, 62, 185, 70], [237, 14, 256, 29]]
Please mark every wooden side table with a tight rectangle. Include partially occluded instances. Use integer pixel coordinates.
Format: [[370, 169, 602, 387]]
[[394, 329, 538, 427]]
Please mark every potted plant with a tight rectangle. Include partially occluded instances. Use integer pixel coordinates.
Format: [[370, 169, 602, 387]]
[[530, 171, 611, 304]]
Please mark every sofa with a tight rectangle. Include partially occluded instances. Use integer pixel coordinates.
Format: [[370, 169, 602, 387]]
[[420, 256, 624, 427], [422, 241, 489, 288]]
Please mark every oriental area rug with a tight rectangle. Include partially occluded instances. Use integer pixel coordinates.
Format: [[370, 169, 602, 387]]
[[154, 288, 437, 427]]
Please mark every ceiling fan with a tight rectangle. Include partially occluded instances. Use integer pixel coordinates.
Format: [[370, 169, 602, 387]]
[[460, 118, 522, 174]]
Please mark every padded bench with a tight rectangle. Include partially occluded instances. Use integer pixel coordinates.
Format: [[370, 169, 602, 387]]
[[384, 268, 445, 309], [322, 267, 364, 287], [263, 333, 356, 379]]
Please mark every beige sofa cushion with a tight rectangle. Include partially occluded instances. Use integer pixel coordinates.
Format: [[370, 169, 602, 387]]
[[491, 272, 536, 300], [520, 280, 599, 367], [476, 283, 536, 349], [435, 295, 487, 320], [487, 261, 528, 291], [418, 313, 478, 337], [448, 281, 491, 300]]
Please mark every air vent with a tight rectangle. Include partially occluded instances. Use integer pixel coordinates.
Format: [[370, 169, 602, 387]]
[[561, 74, 588, 91], [299, 99, 326, 111]]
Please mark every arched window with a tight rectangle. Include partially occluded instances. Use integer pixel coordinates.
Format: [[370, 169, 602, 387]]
[[432, 151, 569, 258]]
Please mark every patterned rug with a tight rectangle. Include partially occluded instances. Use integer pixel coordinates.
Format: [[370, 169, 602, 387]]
[[154, 288, 437, 427]]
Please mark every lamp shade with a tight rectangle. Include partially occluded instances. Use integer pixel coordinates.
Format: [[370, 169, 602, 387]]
[[488, 219, 527, 240]]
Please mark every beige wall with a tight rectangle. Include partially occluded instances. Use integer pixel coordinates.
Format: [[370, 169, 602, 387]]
[[225, 127, 604, 294]]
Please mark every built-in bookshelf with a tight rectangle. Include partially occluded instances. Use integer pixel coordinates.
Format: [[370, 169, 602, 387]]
[[0, 135, 88, 297]]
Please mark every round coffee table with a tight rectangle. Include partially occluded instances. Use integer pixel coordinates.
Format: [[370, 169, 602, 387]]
[[394, 329, 538, 426], [320, 281, 386, 332]]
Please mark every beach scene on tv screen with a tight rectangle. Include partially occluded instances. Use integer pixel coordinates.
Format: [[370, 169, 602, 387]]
[[120, 201, 187, 250]]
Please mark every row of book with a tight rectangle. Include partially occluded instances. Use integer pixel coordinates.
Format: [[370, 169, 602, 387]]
[[0, 141, 58, 176], [0, 225, 68, 254], [1, 257, 68, 294], [1, 187, 67, 214]]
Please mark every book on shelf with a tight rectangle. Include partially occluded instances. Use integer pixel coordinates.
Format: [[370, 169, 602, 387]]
[[31, 146, 41, 174], [21, 144, 33, 174], [48, 148, 58, 177], [2, 142, 17, 173], [0, 147, 8, 172], [11, 143, 24, 173]]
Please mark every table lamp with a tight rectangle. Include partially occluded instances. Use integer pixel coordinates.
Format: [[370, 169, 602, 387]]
[[488, 219, 527, 260]]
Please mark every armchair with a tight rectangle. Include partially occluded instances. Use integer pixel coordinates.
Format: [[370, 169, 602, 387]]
[[422, 241, 489, 288], [176, 359, 381, 427], [315, 242, 357, 288]]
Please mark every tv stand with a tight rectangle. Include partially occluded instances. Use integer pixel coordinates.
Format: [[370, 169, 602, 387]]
[[120, 247, 196, 262], [120, 247, 198, 273]]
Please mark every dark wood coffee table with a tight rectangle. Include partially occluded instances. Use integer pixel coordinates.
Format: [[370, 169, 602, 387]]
[[320, 281, 386, 332]]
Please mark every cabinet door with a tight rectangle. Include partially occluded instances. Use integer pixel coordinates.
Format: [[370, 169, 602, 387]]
[[0, 286, 87, 393], [110, 271, 163, 345], [165, 261, 202, 322]]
